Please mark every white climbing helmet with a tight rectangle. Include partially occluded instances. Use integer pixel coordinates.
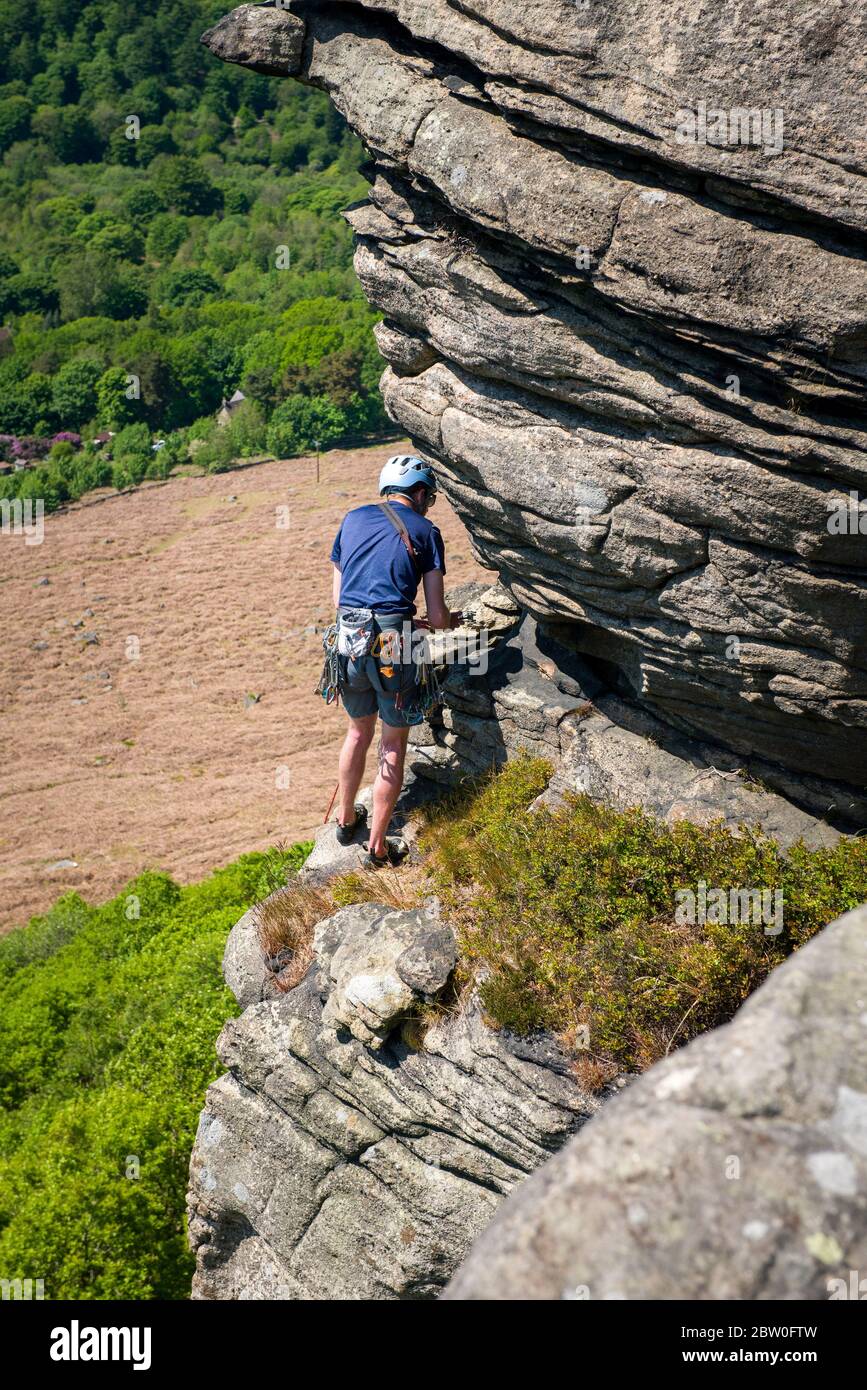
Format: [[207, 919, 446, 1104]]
[[378, 454, 438, 496]]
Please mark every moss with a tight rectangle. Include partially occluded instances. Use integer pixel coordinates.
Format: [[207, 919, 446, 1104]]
[[422, 754, 867, 1074]]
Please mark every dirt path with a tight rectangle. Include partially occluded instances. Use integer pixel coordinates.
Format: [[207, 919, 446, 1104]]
[[0, 444, 491, 932]]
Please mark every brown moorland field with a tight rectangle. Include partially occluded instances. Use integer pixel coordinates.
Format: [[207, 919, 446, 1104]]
[[0, 443, 491, 932]]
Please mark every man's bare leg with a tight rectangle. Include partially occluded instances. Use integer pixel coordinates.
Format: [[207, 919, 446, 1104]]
[[337, 713, 376, 827], [369, 723, 410, 857]]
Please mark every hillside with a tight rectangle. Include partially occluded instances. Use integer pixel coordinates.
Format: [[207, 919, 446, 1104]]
[[3, 0, 866, 1312], [0, 0, 389, 506]]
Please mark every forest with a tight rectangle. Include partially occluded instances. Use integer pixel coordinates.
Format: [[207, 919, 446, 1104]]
[[0, 845, 310, 1298], [0, 0, 390, 510]]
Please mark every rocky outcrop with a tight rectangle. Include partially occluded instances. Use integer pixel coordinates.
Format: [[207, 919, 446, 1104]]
[[444, 902, 867, 1301], [193, 2, 867, 1302], [202, 1, 867, 808], [190, 577, 860, 1299], [188, 893, 600, 1299]]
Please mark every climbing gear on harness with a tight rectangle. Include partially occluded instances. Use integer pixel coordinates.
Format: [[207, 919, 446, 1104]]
[[412, 651, 444, 720], [315, 609, 379, 707], [378, 456, 437, 497], [377, 500, 422, 580], [316, 601, 444, 723], [361, 837, 409, 870], [335, 803, 367, 845], [315, 621, 341, 705]]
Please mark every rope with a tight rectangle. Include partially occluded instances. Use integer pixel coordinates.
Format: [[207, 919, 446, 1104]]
[[323, 780, 340, 825]]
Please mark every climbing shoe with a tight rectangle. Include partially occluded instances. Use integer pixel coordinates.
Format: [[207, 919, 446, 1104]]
[[361, 837, 409, 870], [335, 804, 367, 845]]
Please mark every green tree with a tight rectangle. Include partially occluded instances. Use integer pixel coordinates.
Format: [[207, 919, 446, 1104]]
[[145, 212, 189, 262], [157, 268, 219, 308], [0, 94, 31, 152], [149, 154, 220, 214], [122, 185, 164, 227], [50, 359, 103, 429], [58, 251, 146, 321], [106, 126, 139, 166], [0, 372, 53, 433], [96, 366, 141, 428], [136, 124, 177, 165], [30, 104, 101, 161], [91, 222, 145, 261], [0, 271, 58, 315], [33, 194, 81, 235], [266, 393, 347, 458]]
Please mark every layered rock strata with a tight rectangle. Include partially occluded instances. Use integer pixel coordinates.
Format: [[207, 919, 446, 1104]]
[[188, 895, 599, 1299]]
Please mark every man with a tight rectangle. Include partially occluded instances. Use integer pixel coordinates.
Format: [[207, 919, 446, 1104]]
[[329, 455, 463, 868]]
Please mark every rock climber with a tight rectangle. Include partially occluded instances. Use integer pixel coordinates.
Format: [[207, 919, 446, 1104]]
[[326, 454, 463, 868]]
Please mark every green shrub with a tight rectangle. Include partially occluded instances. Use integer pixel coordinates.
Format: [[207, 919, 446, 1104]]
[[423, 756, 867, 1073]]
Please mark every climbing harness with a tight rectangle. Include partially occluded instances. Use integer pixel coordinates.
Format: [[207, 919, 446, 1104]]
[[316, 611, 445, 721], [315, 498, 445, 719]]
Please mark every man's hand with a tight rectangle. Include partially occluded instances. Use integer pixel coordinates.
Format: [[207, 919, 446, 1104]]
[[416, 608, 464, 631], [421, 570, 463, 630]]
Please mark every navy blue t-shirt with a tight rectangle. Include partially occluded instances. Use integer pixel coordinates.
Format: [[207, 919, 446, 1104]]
[[330, 503, 446, 614]]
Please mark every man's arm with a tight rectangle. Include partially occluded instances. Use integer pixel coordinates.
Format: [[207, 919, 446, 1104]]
[[332, 563, 341, 608], [422, 569, 462, 630]]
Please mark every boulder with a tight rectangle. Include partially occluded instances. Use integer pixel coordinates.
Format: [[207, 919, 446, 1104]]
[[316, 901, 457, 1048], [444, 904, 867, 1300]]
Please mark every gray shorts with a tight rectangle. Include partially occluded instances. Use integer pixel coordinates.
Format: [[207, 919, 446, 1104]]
[[339, 615, 424, 728]]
